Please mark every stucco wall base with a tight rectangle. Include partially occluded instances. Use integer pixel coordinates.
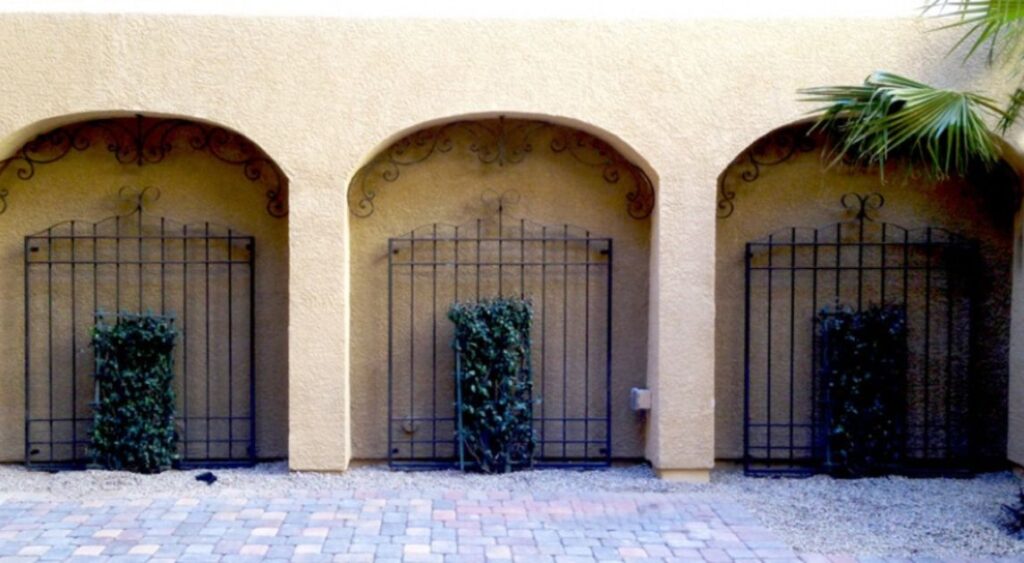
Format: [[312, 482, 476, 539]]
[[654, 468, 711, 483]]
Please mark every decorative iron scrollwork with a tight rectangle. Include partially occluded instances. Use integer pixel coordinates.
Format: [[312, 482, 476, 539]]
[[118, 185, 162, 213], [0, 114, 287, 218], [349, 116, 654, 220], [841, 192, 884, 221], [717, 126, 820, 219]]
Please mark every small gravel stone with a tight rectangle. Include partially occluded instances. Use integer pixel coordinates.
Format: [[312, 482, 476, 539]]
[[0, 462, 1021, 558]]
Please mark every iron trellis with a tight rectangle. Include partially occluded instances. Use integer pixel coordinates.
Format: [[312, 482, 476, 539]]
[[24, 188, 257, 469], [743, 193, 979, 476], [387, 193, 614, 469]]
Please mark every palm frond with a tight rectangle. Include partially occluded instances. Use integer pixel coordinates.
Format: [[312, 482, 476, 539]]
[[924, 1, 1024, 62], [799, 71, 1005, 178]]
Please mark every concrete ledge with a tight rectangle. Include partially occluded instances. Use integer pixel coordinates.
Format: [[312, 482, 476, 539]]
[[654, 468, 711, 483]]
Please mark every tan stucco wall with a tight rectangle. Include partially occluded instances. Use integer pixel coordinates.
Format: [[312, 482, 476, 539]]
[[714, 127, 1015, 462], [0, 13, 1017, 472], [0, 135, 289, 462]]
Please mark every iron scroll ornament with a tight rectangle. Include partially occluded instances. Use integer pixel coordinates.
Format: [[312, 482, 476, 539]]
[[0, 114, 287, 218], [348, 116, 655, 220], [717, 127, 819, 219]]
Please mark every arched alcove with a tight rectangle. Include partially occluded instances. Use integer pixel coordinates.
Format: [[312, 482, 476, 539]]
[[347, 115, 655, 465], [715, 121, 1017, 473], [0, 113, 289, 466]]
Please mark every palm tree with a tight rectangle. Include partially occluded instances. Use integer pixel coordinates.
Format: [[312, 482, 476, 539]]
[[801, 1, 1024, 178]]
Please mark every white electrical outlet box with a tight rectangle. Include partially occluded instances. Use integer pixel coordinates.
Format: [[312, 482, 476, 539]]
[[630, 387, 652, 411]]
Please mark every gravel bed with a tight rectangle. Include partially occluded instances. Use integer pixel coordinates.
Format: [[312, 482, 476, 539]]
[[0, 462, 1021, 557]]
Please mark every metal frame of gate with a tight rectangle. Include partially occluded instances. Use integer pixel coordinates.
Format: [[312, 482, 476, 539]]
[[24, 188, 257, 469], [743, 193, 979, 476], [387, 194, 613, 469]]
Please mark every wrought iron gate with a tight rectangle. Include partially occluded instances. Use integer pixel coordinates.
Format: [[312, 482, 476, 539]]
[[388, 194, 613, 468], [25, 188, 256, 469], [744, 193, 979, 476]]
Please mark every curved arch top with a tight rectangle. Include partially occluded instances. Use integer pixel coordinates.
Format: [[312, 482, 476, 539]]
[[718, 120, 1024, 220], [0, 113, 289, 218], [348, 115, 655, 220]]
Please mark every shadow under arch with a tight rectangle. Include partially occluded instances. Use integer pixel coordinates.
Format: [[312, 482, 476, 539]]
[[714, 118, 1022, 474], [345, 111, 657, 466], [0, 110, 292, 467]]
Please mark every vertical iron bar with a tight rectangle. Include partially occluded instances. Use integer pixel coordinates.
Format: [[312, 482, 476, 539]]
[[47, 227, 53, 463], [248, 238, 256, 462], [810, 229, 819, 467], [857, 211, 864, 310], [228, 229, 234, 458], [205, 222, 211, 460], [766, 233, 773, 464], [902, 229, 909, 461], [453, 227, 459, 457], [743, 242, 752, 472], [161, 218, 166, 314], [945, 243, 954, 460], [476, 219, 481, 300], [24, 236, 31, 465], [541, 226, 547, 457], [115, 216, 121, 312], [405, 234, 409, 458], [387, 238, 394, 465], [788, 228, 796, 461], [520, 219, 525, 298], [604, 239, 613, 464], [70, 222, 77, 461], [562, 224, 568, 460], [584, 232, 590, 460], [92, 223, 98, 461], [182, 225, 189, 461], [880, 224, 887, 306], [431, 223, 438, 459], [455, 341, 464, 470], [923, 227, 933, 460], [137, 208, 143, 310], [498, 205, 503, 297], [835, 223, 841, 304]]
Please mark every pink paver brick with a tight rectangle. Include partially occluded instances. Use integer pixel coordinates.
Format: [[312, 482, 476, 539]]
[[404, 543, 431, 555], [128, 544, 159, 555], [240, 544, 269, 556], [73, 545, 106, 556]]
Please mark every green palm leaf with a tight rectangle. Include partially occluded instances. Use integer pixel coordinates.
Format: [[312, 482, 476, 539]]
[[925, 2, 1024, 131], [799, 71, 1006, 178], [925, 1, 1024, 62]]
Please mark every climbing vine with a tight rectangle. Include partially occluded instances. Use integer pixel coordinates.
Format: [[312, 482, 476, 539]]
[[449, 298, 536, 473]]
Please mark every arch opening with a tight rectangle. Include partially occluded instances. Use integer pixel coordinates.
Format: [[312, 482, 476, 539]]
[[0, 112, 290, 467], [347, 115, 655, 466], [715, 121, 1018, 475]]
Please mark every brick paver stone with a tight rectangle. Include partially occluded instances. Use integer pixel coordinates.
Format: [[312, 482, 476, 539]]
[[0, 488, 1000, 562]]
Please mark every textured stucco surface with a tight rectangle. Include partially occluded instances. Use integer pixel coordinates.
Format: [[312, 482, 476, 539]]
[[0, 14, 1018, 471]]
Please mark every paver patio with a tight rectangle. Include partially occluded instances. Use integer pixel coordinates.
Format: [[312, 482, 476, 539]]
[[0, 487, 1012, 563]]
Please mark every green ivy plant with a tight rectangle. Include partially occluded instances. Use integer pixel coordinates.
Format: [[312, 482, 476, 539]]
[[449, 298, 536, 473], [817, 304, 908, 477], [90, 312, 178, 473]]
